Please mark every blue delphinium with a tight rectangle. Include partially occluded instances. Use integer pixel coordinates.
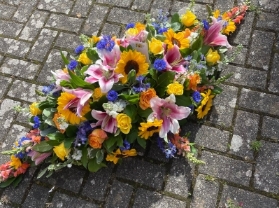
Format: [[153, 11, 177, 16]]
[[202, 20, 210, 30], [192, 91, 202, 103], [96, 35, 115, 52], [74, 45, 84, 54], [42, 83, 55, 95], [120, 140, 131, 151], [75, 121, 93, 145], [33, 116, 40, 129], [126, 23, 135, 29], [152, 9, 169, 34], [133, 76, 150, 93], [157, 137, 177, 158], [153, 59, 166, 71], [68, 60, 78, 70], [107, 90, 118, 102]]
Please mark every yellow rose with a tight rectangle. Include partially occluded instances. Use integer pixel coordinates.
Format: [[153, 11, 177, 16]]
[[223, 21, 236, 35], [93, 87, 103, 101], [29, 102, 42, 116], [88, 129, 107, 149], [78, 52, 92, 65], [181, 10, 197, 27], [166, 82, 184, 95], [139, 88, 157, 110], [53, 142, 70, 161], [206, 49, 220, 65], [116, 113, 132, 134], [148, 38, 164, 55]]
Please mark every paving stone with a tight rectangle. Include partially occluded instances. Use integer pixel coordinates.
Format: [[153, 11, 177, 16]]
[[190, 174, 219, 208], [71, 0, 93, 17], [105, 180, 133, 208], [262, 116, 279, 141], [226, 46, 248, 65], [45, 14, 83, 34], [258, 0, 279, 12], [239, 88, 279, 116], [0, 37, 31, 58], [221, 65, 267, 89], [171, 1, 188, 16], [39, 166, 86, 193], [133, 188, 187, 208], [199, 151, 252, 186], [21, 184, 49, 208], [268, 53, 279, 93], [19, 10, 49, 41], [116, 157, 166, 190], [184, 124, 230, 152], [256, 12, 279, 31], [191, 3, 209, 20], [147, 141, 170, 162], [230, 111, 260, 159], [165, 157, 192, 197], [0, 4, 17, 19], [0, 0, 20, 5], [150, 0, 171, 16], [219, 185, 278, 208], [0, 76, 11, 99], [275, 36, 279, 52], [13, 0, 38, 23], [107, 8, 145, 25], [214, 0, 234, 11], [132, 0, 152, 11], [50, 192, 98, 208], [96, 0, 133, 8], [247, 30, 275, 69], [0, 20, 23, 38], [101, 23, 121, 37], [196, 0, 213, 3], [208, 85, 238, 128], [16, 103, 32, 125], [7, 80, 43, 103], [82, 164, 113, 201], [175, 2, 210, 21], [254, 141, 279, 193], [37, 0, 74, 14], [55, 32, 81, 51], [1, 58, 40, 79]]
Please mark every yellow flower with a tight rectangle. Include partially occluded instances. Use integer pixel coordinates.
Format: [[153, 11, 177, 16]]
[[164, 29, 190, 49], [122, 149, 137, 157], [196, 92, 215, 119], [10, 155, 22, 170], [200, 89, 212, 106], [29, 102, 42, 116], [181, 10, 197, 27], [138, 119, 163, 140], [135, 22, 145, 31], [125, 28, 139, 36], [149, 38, 164, 55], [223, 21, 236, 35], [89, 35, 100, 45], [53, 142, 70, 161], [116, 113, 132, 134], [78, 52, 92, 65], [93, 87, 104, 101], [187, 73, 201, 91], [106, 148, 137, 164], [115, 50, 149, 84], [206, 49, 220, 65], [166, 82, 184, 95], [139, 88, 157, 110], [212, 10, 220, 18]]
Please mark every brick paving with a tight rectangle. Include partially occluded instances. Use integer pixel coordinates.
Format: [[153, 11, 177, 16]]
[[0, 0, 278, 207]]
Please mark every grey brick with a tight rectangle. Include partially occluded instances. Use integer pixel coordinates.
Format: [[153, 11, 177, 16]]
[[199, 151, 252, 186], [1, 58, 40, 79], [214, 0, 234, 11], [133, 188, 186, 208], [226, 46, 248, 65], [221, 65, 267, 89], [174, 2, 210, 21], [254, 141, 279, 193], [0, 4, 17, 19], [190, 174, 219, 208], [55, 32, 81, 51], [220, 185, 278, 208], [268, 53, 279, 93], [247, 30, 275, 69], [256, 12, 279, 31], [51, 192, 98, 208], [82, 5, 109, 35], [107, 8, 145, 25], [0, 0, 20, 5], [45, 14, 83, 33], [16, 103, 31, 125], [101, 23, 121, 37], [196, 0, 213, 3], [0, 76, 11, 99], [171, 1, 188, 16], [96, 0, 133, 8], [105, 180, 133, 208], [71, 0, 93, 17], [262, 116, 279, 141], [13, 0, 39, 23], [37, 0, 74, 14], [0, 37, 31, 57], [191, 3, 209, 20], [239, 89, 279, 116], [147, 141, 170, 162], [258, 0, 279, 12], [132, 0, 151, 11], [150, 0, 171, 15], [184, 124, 230, 152], [116, 157, 166, 189], [21, 184, 49, 208], [230, 111, 260, 159], [0, 20, 23, 38], [19, 10, 48, 41]]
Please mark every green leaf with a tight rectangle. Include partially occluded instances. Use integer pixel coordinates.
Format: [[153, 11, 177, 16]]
[[119, 94, 139, 104], [116, 134, 123, 147], [60, 80, 74, 89], [127, 69, 136, 86], [175, 95, 192, 107], [0, 177, 16, 188], [32, 141, 53, 153], [126, 126, 139, 143], [64, 137, 75, 149], [40, 127, 57, 137], [137, 108, 152, 118], [171, 22, 181, 32], [123, 104, 137, 121], [149, 68, 158, 81], [111, 84, 127, 91], [37, 166, 48, 179], [60, 51, 69, 65], [44, 118, 55, 126], [171, 13, 180, 23], [180, 48, 192, 57], [12, 175, 23, 187], [81, 147, 88, 168], [80, 65, 89, 75], [103, 136, 117, 152], [191, 35, 203, 51], [68, 70, 95, 90], [86, 48, 99, 63], [88, 158, 106, 172], [137, 137, 146, 149], [65, 125, 78, 137], [96, 150, 104, 164], [156, 71, 175, 97], [146, 24, 156, 39], [47, 132, 65, 141], [212, 86, 223, 94], [46, 140, 61, 146]]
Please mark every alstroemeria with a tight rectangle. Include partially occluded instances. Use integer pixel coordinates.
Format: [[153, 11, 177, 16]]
[[91, 110, 118, 134], [204, 17, 232, 49], [148, 94, 191, 138], [163, 45, 187, 73], [97, 44, 121, 68], [84, 60, 123, 93], [27, 151, 52, 165]]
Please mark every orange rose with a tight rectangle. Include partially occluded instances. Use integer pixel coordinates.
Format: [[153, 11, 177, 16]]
[[88, 129, 108, 149], [139, 88, 157, 110]]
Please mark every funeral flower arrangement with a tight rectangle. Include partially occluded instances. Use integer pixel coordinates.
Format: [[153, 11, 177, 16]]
[[0, 2, 249, 187]]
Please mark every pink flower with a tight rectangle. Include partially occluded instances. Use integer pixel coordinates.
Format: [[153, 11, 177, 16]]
[[1, 169, 11, 180], [97, 45, 121, 68], [91, 110, 117, 134], [163, 45, 187, 73], [27, 151, 51, 165], [51, 69, 70, 86], [204, 18, 232, 49], [84, 60, 122, 93], [148, 94, 191, 138]]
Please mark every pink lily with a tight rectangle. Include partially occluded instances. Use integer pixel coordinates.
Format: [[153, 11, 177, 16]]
[[91, 110, 117, 134], [148, 94, 191, 138], [63, 88, 93, 117], [204, 18, 232, 49], [84, 60, 123, 93], [97, 44, 121, 68], [51, 69, 70, 86], [163, 45, 187, 73], [126, 30, 148, 42], [27, 151, 52, 165]]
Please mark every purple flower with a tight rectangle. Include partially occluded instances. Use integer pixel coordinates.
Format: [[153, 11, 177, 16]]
[[33, 116, 40, 129], [154, 59, 167, 71], [75, 121, 93, 145], [96, 35, 115, 52], [75, 45, 84, 54], [68, 60, 78, 70], [158, 27, 168, 34], [132, 76, 150, 93], [202, 20, 210, 30], [120, 140, 131, 151], [42, 83, 55, 95], [192, 91, 201, 103], [126, 23, 135, 29], [107, 90, 118, 102]]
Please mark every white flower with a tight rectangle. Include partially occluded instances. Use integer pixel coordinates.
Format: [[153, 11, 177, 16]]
[[72, 149, 82, 161]]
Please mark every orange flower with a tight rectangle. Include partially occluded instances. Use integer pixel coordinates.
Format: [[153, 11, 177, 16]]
[[187, 73, 201, 91], [14, 163, 30, 177], [88, 129, 108, 149], [139, 88, 157, 110], [31, 136, 41, 144]]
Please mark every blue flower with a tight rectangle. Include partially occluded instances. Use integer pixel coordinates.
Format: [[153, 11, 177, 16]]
[[192, 91, 202, 103], [96, 35, 115, 52], [42, 83, 55, 95], [154, 59, 166, 71], [133, 76, 150, 93], [120, 140, 131, 151], [158, 27, 168, 34], [68, 60, 78, 70], [126, 23, 135, 29], [18, 137, 31, 147], [74, 45, 84, 54], [16, 152, 26, 159], [202, 20, 210, 30], [33, 116, 40, 129], [164, 141, 176, 158], [75, 121, 93, 145], [107, 90, 118, 102]]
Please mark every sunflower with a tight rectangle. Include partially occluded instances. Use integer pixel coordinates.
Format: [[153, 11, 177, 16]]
[[138, 119, 163, 140], [115, 50, 149, 84], [57, 92, 91, 125], [164, 29, 190, 49], [196, 93, 215, 119]]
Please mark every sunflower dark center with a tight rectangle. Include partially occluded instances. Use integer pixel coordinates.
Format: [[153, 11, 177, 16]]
[[147, 126, 159, 131], [124, 60, 139, 74], [171, 38, 181, 47]]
